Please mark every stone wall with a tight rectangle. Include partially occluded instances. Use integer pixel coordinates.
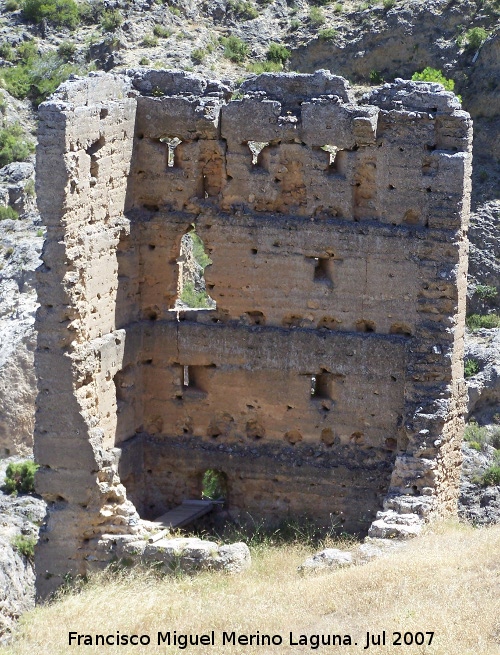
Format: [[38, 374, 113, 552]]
[[34, 70, 471, 597]]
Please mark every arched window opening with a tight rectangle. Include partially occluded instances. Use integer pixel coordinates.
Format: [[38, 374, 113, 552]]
[[175, 228, 216, 309], [201, 469, 228, 501]]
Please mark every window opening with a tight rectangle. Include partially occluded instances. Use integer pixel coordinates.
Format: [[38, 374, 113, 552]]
[[311, 371, 333, 400], [247, 141, 269, 166], [201, 469, 228, 501], [160, 136, 182, 168], [86, 136, 105, 179], [308, 256, 334, 285], [180, 364, 212, 397], [175, 228, 216, 309]]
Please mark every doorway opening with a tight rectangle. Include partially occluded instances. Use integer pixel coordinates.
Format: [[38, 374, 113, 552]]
[[201, 469, 228, 501]]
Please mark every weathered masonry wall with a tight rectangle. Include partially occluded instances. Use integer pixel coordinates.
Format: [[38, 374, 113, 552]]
[[34, 70, 472, 596]]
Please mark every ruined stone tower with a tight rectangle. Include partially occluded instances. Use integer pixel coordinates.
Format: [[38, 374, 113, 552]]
[[35, 70, 471, 596]]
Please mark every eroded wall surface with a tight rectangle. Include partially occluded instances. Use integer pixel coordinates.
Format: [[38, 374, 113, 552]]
[[34, 70, 471, 596]]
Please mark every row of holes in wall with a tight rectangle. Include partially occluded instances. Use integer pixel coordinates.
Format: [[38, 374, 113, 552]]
[[165, 234, 413, 336], [132, 136, 439, 187], [180, 366, 398, 399]]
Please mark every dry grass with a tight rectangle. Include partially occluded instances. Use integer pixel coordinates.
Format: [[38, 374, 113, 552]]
[[2, 522, 500, 655]]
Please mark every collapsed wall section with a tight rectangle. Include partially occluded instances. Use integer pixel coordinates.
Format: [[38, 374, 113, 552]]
[[34, 70, 471, 597]]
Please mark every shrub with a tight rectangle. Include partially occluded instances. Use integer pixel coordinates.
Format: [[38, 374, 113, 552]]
[[180, 281, 211, 308], [11, 534, 37, 561], [464, 357, 480, 378], [3, 460, 39, 495], [290, 18, 300, 29], [57, 41, 77, 60], [5, 0, 20, 10], [466, 313, 500, 331], [2, 52, 83, 105], [139, 56, 150, 65], [227, 0, 259, 19], [191, 48, 206, 63], [17, 40, 37, 62], [24, 178, 35, 197], [0, 206, 19, 220], [221, 35, 249, 63], [266, 42, 290, 64], [247, 61, 283, 73], [475, 284, 497, 300], [0, 123, 35, 167], [319, 27, 337, 40], [79, 0, 105, 24], [191, 232, 211, 269], [411, 67, 455, 92], [464, 421, 489, 450], [309, 6, 325, 25], [21, 0, 80, 29], [464, 27, 488, 50], [100, 9, 123, 32], [142, 34, 158, 47], [383, 0, 395, 8], [480, 465, 500, 486], [370, 69, 384, 84], [153, 25, 172, 38], [0, 43, 15, 62], [490, 429, 500, 450]]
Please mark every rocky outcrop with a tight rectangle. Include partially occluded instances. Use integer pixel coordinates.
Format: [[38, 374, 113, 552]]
[[459, 443, 500, 526], [0, 160, 42, 456], [464, 327, 500, 419], [97, 533, 251, 574], [0, 458, 46, 642], [468, 200, 500, 313]]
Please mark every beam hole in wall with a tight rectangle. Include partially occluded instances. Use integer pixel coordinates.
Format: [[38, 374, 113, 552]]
[[175, 228, 216, 310], [403, 210, 420, 225], [283, 314, 304, 328], [246, 310, 265, 325], [350, 431, 365, 445], [159, 136, 182, 168], [201, 469, 227, 501], [389, 322, 412, 337], [355, 320, 375, 333], [317, 316, 341, 330], [247, 141, 269, 167]]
